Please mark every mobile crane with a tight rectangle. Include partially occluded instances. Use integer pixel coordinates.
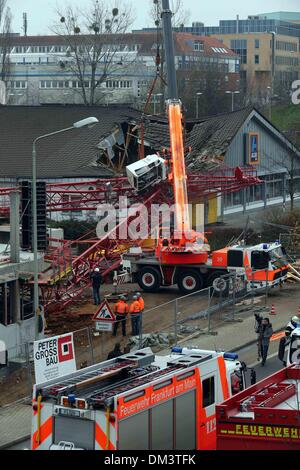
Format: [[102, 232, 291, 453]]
[[127, 0, 209, 267], [125, 0, 288, 294]]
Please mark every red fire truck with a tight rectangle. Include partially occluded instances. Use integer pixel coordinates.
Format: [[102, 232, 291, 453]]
[[216, 364, 300, 450], [31, 347, 247, 451]]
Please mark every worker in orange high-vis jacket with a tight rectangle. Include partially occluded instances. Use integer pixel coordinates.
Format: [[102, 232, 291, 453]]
[[136, 293, 145, 313], [113, 296, 129, 337], [130, 295, 142, 336]]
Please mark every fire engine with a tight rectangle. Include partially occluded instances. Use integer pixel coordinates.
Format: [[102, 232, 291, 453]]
[[31, 347, 248, 451], [216, 364, 300, 450]]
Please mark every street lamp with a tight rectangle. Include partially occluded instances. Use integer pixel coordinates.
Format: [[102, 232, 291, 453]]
[[32, 116, 99, 339], [226, 90, 240, 112], [153, 93, 163, 115], [267, 86, 272, 120], [196, 92, 203, 119]]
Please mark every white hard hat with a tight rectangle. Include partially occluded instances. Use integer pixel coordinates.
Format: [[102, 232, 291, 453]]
[[95, 268, 100, 272], [292, 316, 300, 323]]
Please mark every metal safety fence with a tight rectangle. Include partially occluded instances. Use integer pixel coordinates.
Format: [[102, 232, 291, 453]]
[[0, 271, 276, 406]]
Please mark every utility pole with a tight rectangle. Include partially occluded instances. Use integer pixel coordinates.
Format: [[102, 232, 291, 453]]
[[10, 191, 21, 324], [161, 0, 178, 100], [196, 92, 203, 119]]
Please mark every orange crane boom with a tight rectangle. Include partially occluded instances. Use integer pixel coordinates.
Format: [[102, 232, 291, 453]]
[[168, 101, 190, 236]]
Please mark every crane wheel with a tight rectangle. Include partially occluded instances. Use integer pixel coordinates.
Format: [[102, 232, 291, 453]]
[[137, 267, 162, 292], [177, 270, 203, 294], [208, 271, 229, 296]]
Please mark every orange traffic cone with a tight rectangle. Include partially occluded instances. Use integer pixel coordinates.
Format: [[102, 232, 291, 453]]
[[270, 305, 276, 316]]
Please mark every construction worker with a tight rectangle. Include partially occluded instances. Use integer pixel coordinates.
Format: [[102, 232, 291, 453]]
[[285, 315, 300, 338], [136, 292, 145, 313], [90, 267, 102, 305], [113, 296, 129, 337], [136, 293, 144, 337], [130, 295, 142, 336]]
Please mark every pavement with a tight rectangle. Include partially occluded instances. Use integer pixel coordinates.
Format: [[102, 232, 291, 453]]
[[0, 402, 31, 450], [170, 286, 297, 354], [1, 284, 297, 450]]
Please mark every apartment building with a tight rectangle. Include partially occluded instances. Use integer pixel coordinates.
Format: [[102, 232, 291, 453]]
[[211, 32, 299, 98], [3, 32, 239, 106], [135, 13, 300, 100]]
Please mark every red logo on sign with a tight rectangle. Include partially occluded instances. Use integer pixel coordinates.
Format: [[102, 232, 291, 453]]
[[58, 335, 74, 362]]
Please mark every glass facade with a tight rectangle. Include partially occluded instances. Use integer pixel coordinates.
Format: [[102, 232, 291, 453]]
[[224, 172, 300, 209], [136, 17, 300, 38], [230, 39, 247, 64]]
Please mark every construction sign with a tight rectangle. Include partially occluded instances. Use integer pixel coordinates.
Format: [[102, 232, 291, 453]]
[[34, 333, 77, 384], [93, 300, 116, 322]]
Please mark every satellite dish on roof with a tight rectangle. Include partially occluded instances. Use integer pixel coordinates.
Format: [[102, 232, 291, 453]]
[[0, 81, 7, 105]]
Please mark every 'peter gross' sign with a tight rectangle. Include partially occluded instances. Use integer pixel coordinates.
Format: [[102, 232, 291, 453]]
[[34, 333, 77, 384]]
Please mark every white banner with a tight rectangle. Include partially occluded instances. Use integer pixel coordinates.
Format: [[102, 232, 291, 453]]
[[34, 333, 76, 384]]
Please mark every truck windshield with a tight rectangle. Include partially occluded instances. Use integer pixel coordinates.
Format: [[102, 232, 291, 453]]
[[269, 247, 288, 268]]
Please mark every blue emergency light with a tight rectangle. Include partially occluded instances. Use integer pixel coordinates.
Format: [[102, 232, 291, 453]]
[[68, 394, 76, 405], [172, 347, 183, 354], [223, 353, 238, 361]]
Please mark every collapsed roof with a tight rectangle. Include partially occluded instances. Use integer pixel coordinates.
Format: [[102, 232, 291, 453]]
[[0, 105, 139, 180]]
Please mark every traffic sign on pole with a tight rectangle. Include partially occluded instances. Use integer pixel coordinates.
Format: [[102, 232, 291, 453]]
[[92, 300, 116, 322]]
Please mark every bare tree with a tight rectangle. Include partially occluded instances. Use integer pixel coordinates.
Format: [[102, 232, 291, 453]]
[[0, 0, 12, 83], [149, 0, 190, 29], [54, 0, 134, 106]]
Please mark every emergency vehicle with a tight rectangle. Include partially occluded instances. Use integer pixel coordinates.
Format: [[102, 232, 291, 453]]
[[31, 347, 248, 451], [216, 364, 300, 450], [125, 241, 288, 295]]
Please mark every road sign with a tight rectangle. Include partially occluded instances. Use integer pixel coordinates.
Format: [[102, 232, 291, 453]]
[[92, 300, 116, 322], [95, 322, 113, 332]]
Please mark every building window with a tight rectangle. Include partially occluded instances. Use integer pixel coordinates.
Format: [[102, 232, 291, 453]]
[[255, 55, 260, 64], [202, 377, 215, 408], [230, 39, 247, 64], [194, 41, 204, 52], [106, 80, 132, 89], [255, 39, 260, 49], [10, 80, 27, 89]]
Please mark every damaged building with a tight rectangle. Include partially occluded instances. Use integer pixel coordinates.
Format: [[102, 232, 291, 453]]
[[140, 106, 300, 223]]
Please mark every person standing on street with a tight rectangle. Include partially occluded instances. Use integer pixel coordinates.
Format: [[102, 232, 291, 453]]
[[130, 295, 141, 336], [136, 293, 145, 313], [113, 296, 129, 337], [285, 315, 300, 338], [90, 267, 102, 305], [256, 317, 273, 366]]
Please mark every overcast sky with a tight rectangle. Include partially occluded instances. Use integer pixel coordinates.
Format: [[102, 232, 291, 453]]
[[8, 0, 300, 35]]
